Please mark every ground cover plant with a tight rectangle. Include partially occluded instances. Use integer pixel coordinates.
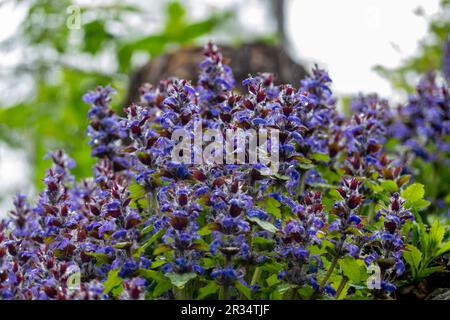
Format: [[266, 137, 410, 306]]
[[0, 42, 449, 300]]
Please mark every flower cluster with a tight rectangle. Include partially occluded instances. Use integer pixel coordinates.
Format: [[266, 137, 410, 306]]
[[364, 193, 414, 294], [83, 85, 129, 171], [391, 73, 450, 159], [276, 191, 326, 293], [0, 151, 146, 299], [1, 42, 448, 300]]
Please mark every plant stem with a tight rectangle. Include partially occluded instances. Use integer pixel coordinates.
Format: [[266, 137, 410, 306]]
[[221, 253, 233, 300], [173, 286, 188, 300], [146, 192, 155, 216], [320, 255, 339, 287], [299, 169, 307, 194], [336, 277, 348, 299], [250, 267, 262, 286]]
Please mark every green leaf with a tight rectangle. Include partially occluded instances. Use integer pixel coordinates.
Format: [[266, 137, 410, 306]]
[[165, 272, 197, 288], [418, 266, 444, 278], [272, 173, 289, 181], [328, 189, 344, 201], [260, 261, 283, 274], [86, 252, 109, 266], [201, 258, 216, 269], [297, 286, 314, 299], [235, 281, 252, 299], [403, 244, 423, 278], [311, 152, 331, 163], [257, 196, 281, 218], [113, 242, 133, 249], [429, 219, 445, 249], [366, 181, 384, 193], [197, 281, 220, 299], [197, 225, 212, 236], [153, 280, 172, 297], [408, 199, 431, 211], [136, 228, 165, 257], [139, 269, 167, 282], [103, 270, 124, 295], [401, 183, 425, 202], [129, 182, 147, 201], [153, 244, 172, 255], [139, 269, 172, 297], [151, 259, 168, 269], [266, 274, 280, 287], [140, 224, 154, 236], [338, 256, 363, 283], [381, 180, 398, 193], [252, 236, 274, 250], [248, 217, 278, 233], [436, 241, 450, 257]]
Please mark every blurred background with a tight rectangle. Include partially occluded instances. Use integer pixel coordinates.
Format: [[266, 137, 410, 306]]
[[0, 0, 448, 215]]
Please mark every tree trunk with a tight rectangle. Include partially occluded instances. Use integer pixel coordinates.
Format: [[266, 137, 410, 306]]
[[123, 42, 307, 108]]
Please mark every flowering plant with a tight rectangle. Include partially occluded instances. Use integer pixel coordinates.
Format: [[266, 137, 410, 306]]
[[1, 43, 449, 300]]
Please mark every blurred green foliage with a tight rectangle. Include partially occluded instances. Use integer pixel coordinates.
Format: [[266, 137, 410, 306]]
[[374, 0, 450, 220], [0, 0, 231, 187], [374, 0, 450, 92]]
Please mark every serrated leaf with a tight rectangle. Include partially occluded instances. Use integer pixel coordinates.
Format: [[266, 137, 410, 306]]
[[257, 196, 281, 218], [165, 272, 197, 288], [248, 216, 278, 233], [401, 183, 425, 202], [403, 244, 422, 278], [338, 256, 363, 283]]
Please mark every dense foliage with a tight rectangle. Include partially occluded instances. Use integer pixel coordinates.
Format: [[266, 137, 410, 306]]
[[0, 43, 449, 300]]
